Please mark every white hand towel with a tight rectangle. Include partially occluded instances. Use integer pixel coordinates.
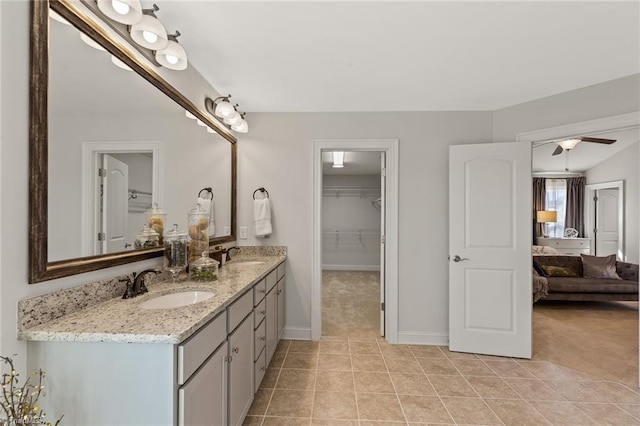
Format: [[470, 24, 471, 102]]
[[197, 196, 216, 236], [253, 198, 272, 237]]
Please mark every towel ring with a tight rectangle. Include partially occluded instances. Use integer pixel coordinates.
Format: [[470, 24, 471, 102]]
[[198, 187, 214, 200], [253, 187, 269, 200]]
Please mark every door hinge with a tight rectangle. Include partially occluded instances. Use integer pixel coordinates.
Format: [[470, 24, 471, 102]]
[[593, 195, 598, 202], [381, 167, 386, 177], [381, 302, 385, 311], [381, 235, 386, 244], [225, 355, 232, 363], [97, 232, 106, 241], [98, 168, 107, 178]]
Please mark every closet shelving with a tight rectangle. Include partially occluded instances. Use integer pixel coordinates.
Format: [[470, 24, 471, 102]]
[[322, 186, 381, 199], [322, 228, 381, 245]]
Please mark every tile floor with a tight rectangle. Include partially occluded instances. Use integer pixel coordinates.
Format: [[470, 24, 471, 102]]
[[244, 338, 640, 425]]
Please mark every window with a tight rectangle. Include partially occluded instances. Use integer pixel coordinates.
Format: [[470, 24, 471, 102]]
[[545, 179, 566, 238]]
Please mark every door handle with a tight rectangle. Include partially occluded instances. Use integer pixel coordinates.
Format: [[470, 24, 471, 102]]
[[450, 255, 469, 263]]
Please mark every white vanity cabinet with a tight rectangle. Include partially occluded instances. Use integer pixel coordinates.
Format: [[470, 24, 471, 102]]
[[25, 259, 286, 426]]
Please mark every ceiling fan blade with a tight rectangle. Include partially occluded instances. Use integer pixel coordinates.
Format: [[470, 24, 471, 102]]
[[580, 137, 616, 144], [552, 145, 564, 156]]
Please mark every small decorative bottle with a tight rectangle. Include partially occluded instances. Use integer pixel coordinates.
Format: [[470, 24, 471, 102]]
[[189, 251, 219, 283], [146, 203, 167, 245], [134, 223, 160, 249]]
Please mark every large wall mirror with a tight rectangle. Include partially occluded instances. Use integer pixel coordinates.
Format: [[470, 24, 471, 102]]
[[30, 0, 237, 283]]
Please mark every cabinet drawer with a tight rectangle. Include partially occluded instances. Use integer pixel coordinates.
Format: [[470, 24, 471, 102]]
[[277, 262, 285, 282], [266, 270, 278, 292], [254, 297, 266, 329], [254, 320, 266, 361], [178, 312, 226, 385], [228, 290, 253, 333], [253, 279, 267, 305], [254, 349, 266, 393]]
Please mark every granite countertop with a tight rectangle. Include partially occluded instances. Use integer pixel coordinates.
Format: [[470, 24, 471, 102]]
[[19, 255, 285, 345]]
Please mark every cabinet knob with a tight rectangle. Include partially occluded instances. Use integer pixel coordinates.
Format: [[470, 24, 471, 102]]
[[260, 310, 266, 316], [261, 366, 266, 372], [277, 290, 282, 295], [232, 346, 239, 354], [258, 289, 266, 294], [260, 335, 266, 341]]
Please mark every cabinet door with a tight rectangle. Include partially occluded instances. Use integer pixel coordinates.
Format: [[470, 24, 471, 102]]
[[228, 315, 254, 426], [265, 287, 278, 365], [179, 341, 227, 426], [277, 278, 285, 340]]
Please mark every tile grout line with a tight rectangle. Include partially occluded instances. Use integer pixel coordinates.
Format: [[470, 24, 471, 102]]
[[260, 340, 289, 425], [380, 340, 411, 425]]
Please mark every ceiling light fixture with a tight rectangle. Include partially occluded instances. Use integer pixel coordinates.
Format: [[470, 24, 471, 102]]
[[155, 32, 188, 71], [204, 96, 250, 134], [557, 139, 581, 151], [211, 95, 236, 119], [332, 152, 345, 168], [129, 4, 168, 51], [96, 0, 143, 25]]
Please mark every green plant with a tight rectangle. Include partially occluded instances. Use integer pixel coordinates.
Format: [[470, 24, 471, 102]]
[[0, 356, 62, 426]]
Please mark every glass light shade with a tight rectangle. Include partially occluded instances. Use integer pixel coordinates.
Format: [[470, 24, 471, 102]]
[[80, 33, 106, 52], [224, 111, 242, 126], [155, 40, 188, 71], [214, 100, 235, 118], [97, 0, 143, 25], [49, 9, 71, 26], [231, 119, 249, 134], [557, 139, 581, 150], [206, 127, 216, 133], [130, 14, 168, 50], [111, 55, 133, 71], [196, 119, 207, 127], [185, 110, 197, 120], [332, 151, 345, 168]]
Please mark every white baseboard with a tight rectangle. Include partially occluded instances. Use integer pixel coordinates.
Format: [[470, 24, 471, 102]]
[[283, 327, 312, 341], [322, 265, 380, 271], [398, 331, 449, 346]]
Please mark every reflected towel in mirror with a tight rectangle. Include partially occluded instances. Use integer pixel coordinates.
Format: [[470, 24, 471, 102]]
[[254, 198, 272, 237]]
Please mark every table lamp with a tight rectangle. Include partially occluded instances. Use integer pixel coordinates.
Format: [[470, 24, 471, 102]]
[[536, 210, 557, 238]]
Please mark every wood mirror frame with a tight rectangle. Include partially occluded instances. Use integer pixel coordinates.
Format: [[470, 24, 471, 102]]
[[29, 0, 237, 283]]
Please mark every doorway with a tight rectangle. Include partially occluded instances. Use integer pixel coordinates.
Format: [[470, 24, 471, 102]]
[[312, 139, 399, 342], [585, 181, 624, 260], [321, 151, 383, 339]]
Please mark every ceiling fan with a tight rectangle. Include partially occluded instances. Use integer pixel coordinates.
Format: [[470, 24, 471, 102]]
[[551, 136, 616, 156]]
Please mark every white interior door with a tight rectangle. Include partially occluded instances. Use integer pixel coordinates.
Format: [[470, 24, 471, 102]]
[[379, 152, 386, 337], [449, 142, 532, 358], [595, 188, 620, 257], [101, 154, 129, 254]]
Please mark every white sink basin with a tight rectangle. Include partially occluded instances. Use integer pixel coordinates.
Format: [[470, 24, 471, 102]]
[[139, 291, 215, 309], [231, 261, 264, 265]]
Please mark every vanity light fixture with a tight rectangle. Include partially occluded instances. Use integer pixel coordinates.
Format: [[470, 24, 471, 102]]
[[212, 96, 236, 119], [196, 119, 207, 127], [231, 114, 249, 134], [206, 127, 216, 134], [111, 55, 133, 71], [80, 32, 106, 51], [223, 111, 242, 126], [97, 0, 143, 25], [185, 110, 197, 120], [130, 4, 168, 51], [332, 151, 345, 168], [155, 32, 188, 71]]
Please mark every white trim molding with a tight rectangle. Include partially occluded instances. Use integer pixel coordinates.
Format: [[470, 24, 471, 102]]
[[312, 139, 399, 343], [322, 265, 380, 272], [283, 327, 312, 341], [398, 331, 449, 346], [516, 111, 640, 143]]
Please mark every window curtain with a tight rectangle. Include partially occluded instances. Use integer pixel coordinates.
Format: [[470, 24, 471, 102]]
[[565, 177, 586, 236], [532, 177, 546, 242]]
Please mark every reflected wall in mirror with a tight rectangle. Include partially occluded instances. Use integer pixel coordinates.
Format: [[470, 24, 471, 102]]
[[30, 1, 237, 282]]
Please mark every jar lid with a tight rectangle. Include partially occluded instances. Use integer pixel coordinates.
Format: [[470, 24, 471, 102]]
[[190, 251, 219, 268], [189, 203, 208, 217], [137, 223, 159, 238], [147, 203, 166, 216], [165, 223, 186, 238]]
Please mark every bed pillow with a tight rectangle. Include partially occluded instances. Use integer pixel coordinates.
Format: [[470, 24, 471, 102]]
[[540, 265, 581, 277], [581, 254, 621, 280]]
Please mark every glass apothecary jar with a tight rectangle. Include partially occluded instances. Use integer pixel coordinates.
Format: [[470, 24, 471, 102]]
[[189, 251, 219, 283], [187, 203, 210, 263], [146, 203, 167, 245], [164, 224, 188, 282], [134, 223, 160, 249]]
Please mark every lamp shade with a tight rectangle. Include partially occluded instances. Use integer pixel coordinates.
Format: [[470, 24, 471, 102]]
[[130, 13, 168, 50], [214, 99, 236, 118], [155, 39, 188, 71], [231, 118, 249, 134], [97, 0, 143, 25], [536, 210, 557, 223]]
